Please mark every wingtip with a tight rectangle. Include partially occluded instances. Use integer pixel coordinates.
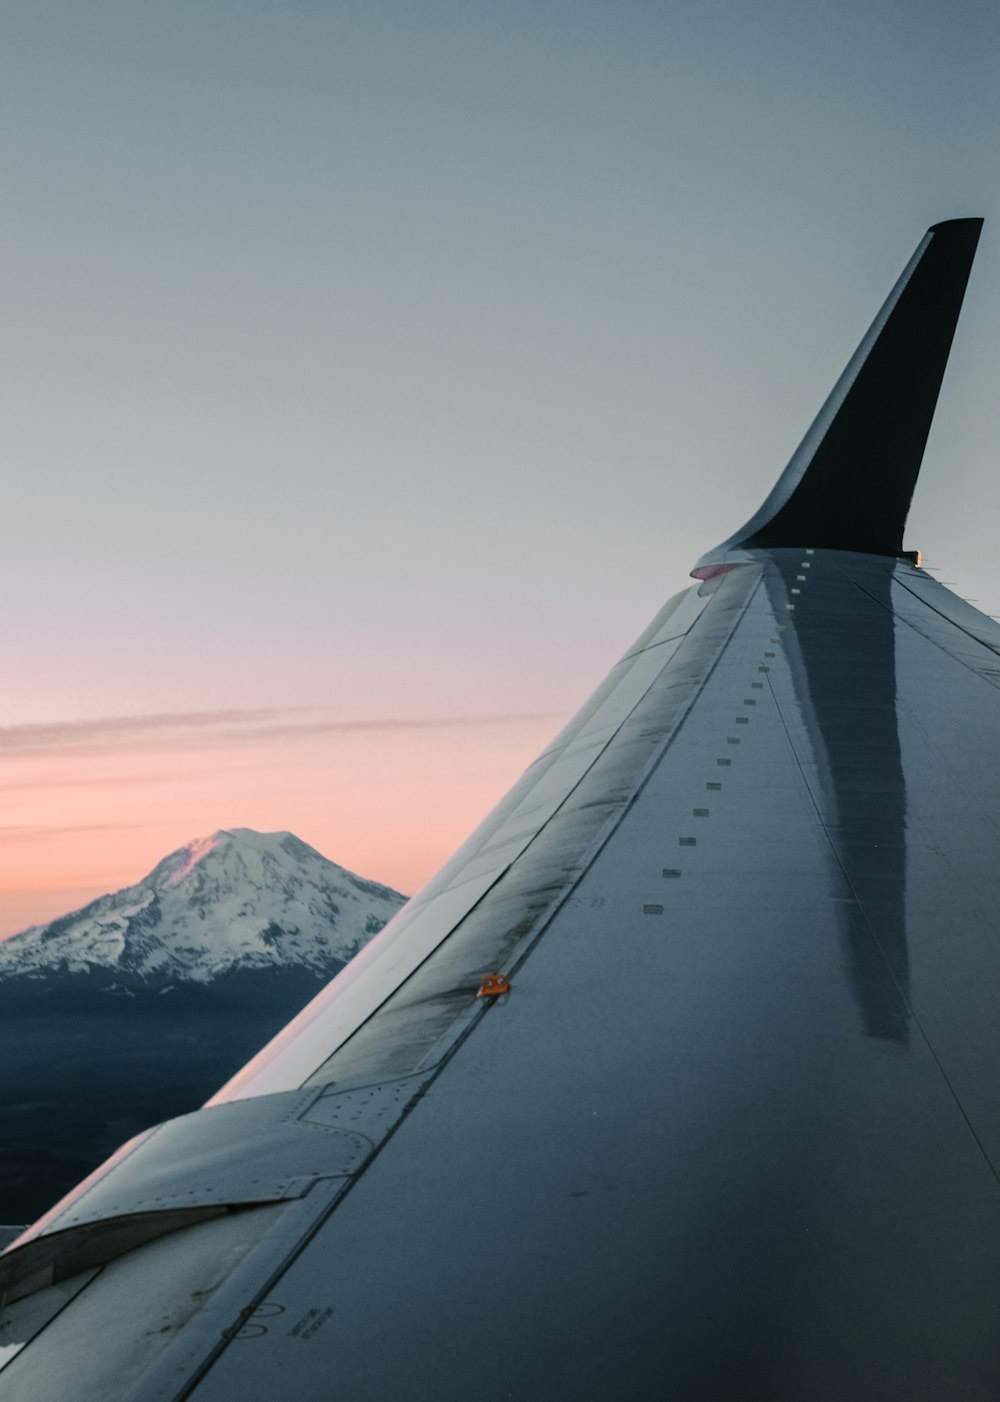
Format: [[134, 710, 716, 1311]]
[[694, 219, 983, 569], [928, 216, 984, 234]]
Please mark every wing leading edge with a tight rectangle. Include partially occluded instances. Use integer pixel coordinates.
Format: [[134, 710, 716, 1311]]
[[2, 221, 999, 1401]]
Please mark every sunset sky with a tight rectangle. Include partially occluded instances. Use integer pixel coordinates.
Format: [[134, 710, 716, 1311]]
[[5, 0, 1000, 934]]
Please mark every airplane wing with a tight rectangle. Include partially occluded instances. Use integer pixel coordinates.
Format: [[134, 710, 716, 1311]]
[[2, 218, 997, 1401]]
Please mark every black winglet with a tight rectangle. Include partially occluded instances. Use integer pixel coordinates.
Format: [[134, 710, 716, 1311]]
[[697, 218, 983, 565]]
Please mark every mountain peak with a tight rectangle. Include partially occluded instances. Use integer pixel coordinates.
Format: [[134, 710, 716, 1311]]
[[160, 832, 226, 887], [0, 829, 406, 991]]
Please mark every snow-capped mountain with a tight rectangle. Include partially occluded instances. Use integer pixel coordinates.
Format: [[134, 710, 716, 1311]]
[[0, 828, 406, 989]]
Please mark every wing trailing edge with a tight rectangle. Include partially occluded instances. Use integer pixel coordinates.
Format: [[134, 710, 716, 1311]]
[[696, 217, 982, 568]]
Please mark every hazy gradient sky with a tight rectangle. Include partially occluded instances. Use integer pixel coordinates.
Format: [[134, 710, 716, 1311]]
[[4, 0, 1000, 932]]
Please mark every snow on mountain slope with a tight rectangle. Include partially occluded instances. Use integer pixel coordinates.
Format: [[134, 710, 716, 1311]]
[[0, 829, 407, 987]]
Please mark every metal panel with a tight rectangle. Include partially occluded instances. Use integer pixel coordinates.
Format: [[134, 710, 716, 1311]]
[[181, 550, 1000, 1402], [0, 1076, 429, 1306], [0, 1208, 286, 1400]]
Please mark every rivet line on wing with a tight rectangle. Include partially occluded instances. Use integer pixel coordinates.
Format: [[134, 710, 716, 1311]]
[[645, 617, 778, 908]]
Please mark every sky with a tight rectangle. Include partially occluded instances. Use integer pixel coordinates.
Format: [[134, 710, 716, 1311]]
[[3, 0, 1000, 934]]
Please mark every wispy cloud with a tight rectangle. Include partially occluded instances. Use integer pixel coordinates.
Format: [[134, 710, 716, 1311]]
[[0, 823, 163, 843], [0, 707, 560, 760]]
